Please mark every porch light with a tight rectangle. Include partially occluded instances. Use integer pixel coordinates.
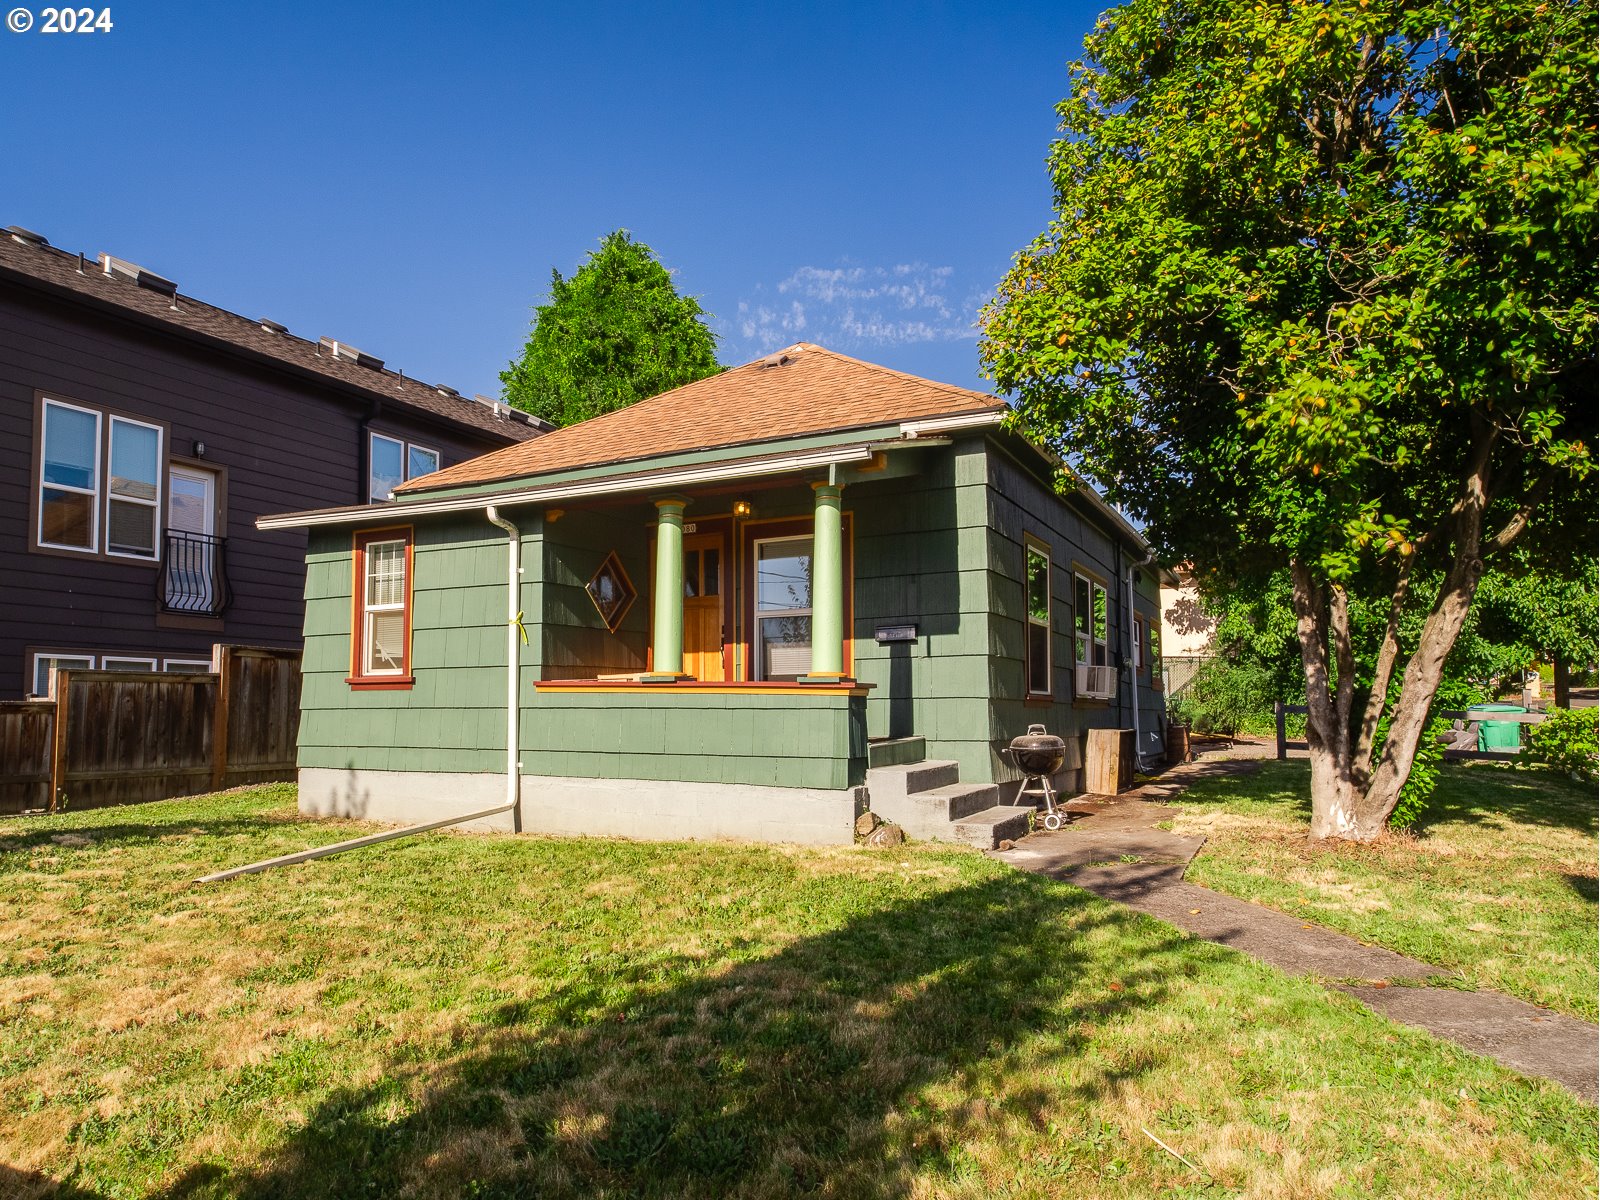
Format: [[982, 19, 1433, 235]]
[[733, 499, 753, 519]]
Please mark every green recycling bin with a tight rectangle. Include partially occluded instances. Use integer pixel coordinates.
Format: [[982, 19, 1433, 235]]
[[1468, 703, 1524, 752]]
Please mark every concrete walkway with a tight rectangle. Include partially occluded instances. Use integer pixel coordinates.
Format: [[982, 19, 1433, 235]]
[[994, 757, 1600, 1102]]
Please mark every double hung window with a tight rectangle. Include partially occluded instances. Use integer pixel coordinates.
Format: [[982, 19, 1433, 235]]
[[36, 398, 163, 559], [369, 433, 440, 502], [351, 529, 414, 685], [1025, 539, 1052, 696]]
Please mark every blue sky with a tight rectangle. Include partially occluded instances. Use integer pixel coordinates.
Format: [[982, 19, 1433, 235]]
[[3, 1, 1100, 399]]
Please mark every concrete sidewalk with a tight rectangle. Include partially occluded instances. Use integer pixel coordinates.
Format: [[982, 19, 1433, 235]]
[[995, 757, 1600, 1102]]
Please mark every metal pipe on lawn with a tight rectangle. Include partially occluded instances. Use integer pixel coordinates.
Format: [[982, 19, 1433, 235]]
[[1126, 550, 1157, 772], [486, 505, 523, 827]]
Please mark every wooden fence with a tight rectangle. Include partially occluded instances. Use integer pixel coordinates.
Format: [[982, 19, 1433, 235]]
[[1273, 700, 1546, 762], [0, 645, 300, 814]]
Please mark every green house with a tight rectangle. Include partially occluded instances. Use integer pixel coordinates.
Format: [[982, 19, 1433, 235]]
[[260, 344, 1172, 847]]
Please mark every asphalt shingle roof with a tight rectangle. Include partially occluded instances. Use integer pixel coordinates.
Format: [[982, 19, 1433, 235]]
[[396, 342, 1007, 494], [0, 230, 540, 445]]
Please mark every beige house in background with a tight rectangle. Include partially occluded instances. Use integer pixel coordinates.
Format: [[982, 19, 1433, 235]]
[[1160, 565, 1216, 698], [1160, 564, 1216, 657]]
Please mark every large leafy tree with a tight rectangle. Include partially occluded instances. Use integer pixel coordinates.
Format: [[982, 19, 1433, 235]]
[[501, 231, 721, 427], [981, 0, 1596, 839]]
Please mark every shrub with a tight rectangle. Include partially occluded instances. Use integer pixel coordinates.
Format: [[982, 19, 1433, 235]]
[[1524, 707, 1599, 783], [1168, 658, 1276, 736], [1382, 716, 1447, 829]]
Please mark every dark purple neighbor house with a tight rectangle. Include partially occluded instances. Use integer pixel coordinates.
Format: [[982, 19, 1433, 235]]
[[0, 224, 544, 699]]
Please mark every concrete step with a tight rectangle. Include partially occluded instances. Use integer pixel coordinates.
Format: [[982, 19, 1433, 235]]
[[867, 736, 927, 770], [869, 782, 1001, 841], [865, 759, 959, 799], [952, 805, 1036, 850]]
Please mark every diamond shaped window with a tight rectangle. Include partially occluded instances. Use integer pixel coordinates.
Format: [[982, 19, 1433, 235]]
[[586, 551, 637, 632]]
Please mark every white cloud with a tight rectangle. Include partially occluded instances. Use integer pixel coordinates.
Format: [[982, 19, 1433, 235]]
[[726, 262, 979, 357]]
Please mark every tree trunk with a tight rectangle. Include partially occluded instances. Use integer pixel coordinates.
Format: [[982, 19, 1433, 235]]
[[1554, 655, 1571, 709], [1291, 560, 1363, 838]]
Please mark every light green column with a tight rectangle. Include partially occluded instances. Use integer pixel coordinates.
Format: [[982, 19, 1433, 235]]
[[646, 496, 688, 680], [802, 481, 848, 681]]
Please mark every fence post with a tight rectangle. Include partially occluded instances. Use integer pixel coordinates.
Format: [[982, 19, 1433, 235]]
[[211, 645, 231, 790], [1275, 700, 1287, 761], [49, 669, 70, 812]]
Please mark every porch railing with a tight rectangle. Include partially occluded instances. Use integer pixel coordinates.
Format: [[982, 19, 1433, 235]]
[[159, 530, 230, 616]]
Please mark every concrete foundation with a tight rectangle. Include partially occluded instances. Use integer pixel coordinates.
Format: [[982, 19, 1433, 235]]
[[518, 774, 867, 845], [297, 767, 866, 845], [298, 768, 516, 833]]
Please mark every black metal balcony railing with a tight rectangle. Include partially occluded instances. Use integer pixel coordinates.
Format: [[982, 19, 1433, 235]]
[[159, 530, 230, 616]]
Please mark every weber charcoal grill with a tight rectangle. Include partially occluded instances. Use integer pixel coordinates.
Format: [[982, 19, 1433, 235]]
[[1006, 723, 1068, 831]]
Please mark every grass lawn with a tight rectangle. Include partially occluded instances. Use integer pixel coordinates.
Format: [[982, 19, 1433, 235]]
[[1, 785, 1594, 1199], [1167, 760, 1598, 1021]]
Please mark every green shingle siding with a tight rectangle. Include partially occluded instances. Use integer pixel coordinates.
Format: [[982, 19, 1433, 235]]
[[521, 690, 865, 790]]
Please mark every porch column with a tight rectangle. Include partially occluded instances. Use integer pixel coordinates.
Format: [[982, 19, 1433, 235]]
[[646, 495, 688, 680], [802, 481, 848, 682]]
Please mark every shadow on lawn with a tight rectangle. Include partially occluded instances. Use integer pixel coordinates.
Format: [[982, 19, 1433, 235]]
[[156, 871, 1197, 1200], [1417, 764, 1598, 837], [0, 816, 304, 856]]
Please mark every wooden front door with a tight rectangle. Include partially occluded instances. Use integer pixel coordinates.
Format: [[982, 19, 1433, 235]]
[[682, 533, 725, 681]]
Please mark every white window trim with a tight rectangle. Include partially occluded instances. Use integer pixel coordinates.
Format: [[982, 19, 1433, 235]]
[[37, 398, 103, 554], [1133, 615, 1147, 673], [369, 432, 441, 503], [1024, 538, 1052, 697], [753, 534, 813, 681], [361, 537, 409, 676], [105, 414, 165, 561], [31, 652, 95, 697]]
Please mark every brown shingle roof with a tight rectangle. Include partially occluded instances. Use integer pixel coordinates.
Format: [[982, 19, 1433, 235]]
[[0, 230, 540, 445], [396, 343, 1007, 493]]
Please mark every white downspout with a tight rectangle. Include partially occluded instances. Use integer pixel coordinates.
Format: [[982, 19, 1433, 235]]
[[1127, 551, 1157, 772], [486, 505, 523, 827]]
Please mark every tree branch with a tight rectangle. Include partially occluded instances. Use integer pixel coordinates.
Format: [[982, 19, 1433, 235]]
[[1353, 559, 1414, 785], [1484, 467, 1556, 557]]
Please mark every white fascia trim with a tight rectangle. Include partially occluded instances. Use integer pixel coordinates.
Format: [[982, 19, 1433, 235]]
[[256, 443, 878, 530], [899, 411, 1005, 438]]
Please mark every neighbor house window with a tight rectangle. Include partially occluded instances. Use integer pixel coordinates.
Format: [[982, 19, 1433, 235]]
[[1025, 538, 1052, 696], [369, 433, 441, 502], [1133, 616, 1147, 673], [36, 398, 163, 558], [163, 658, 214, 672], [101, 656, 158, 671], [106, 417, 162, 558], [30, 653, 94, 697], [755, 535, 813, 681], [351, 528, 414, 686]]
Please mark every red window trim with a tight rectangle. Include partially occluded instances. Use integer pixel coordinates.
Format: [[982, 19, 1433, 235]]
[[349, 525, 415, 690]]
